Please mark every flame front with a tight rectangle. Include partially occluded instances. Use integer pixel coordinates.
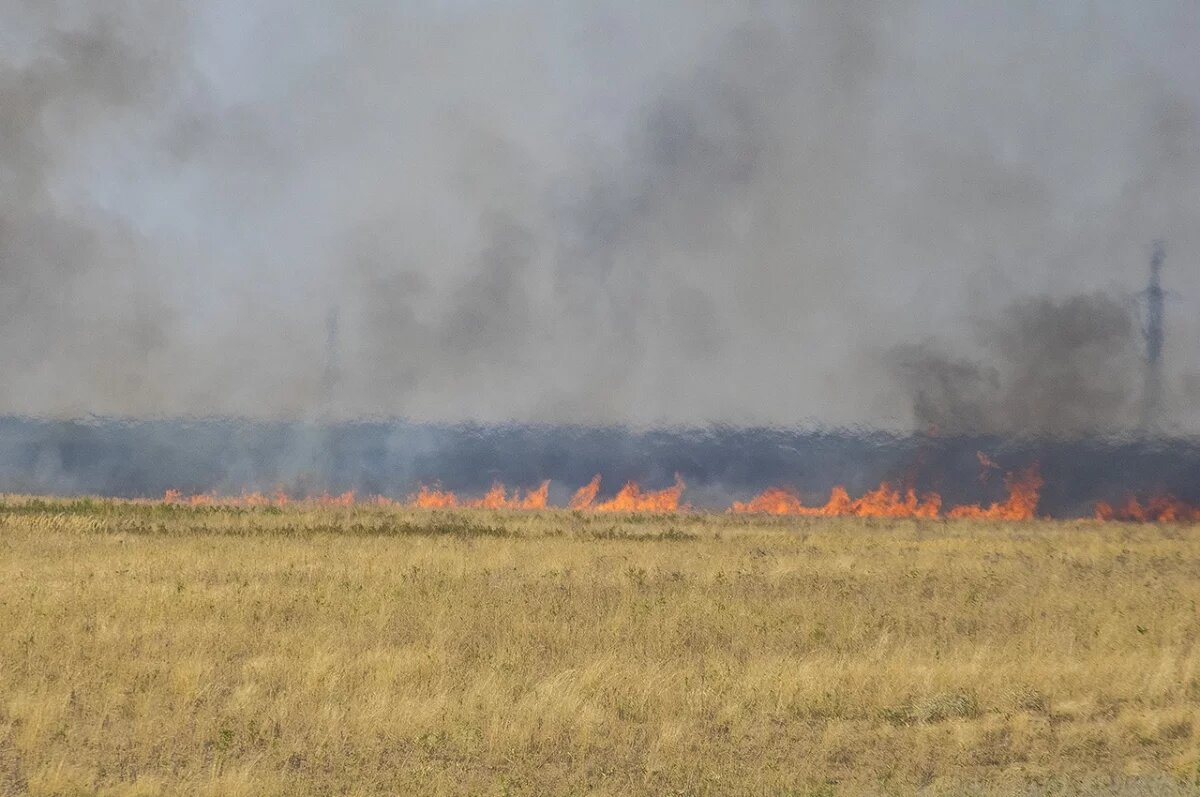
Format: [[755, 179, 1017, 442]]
[[464, 481, 549, 510], [569, 475, 601, 510], [154, 461, 1197, 523], [1095, 494, 1200, 523], [592, 474, 686, 513], [163, 489, 348, 508], [730, 465, 1038, 520], [730, 482, 940, 518], [410, 486, 458, 509], [728, 487, 807, 515], [945, 466, 1042, 521], [568, 474, 685, 512]]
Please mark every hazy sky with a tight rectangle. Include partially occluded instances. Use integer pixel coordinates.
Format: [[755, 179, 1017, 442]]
[[3, 1, 1198, 431]]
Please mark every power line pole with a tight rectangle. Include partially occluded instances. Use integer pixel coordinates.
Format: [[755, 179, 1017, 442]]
[[1139, 241, 1166, 432], [322, 305, 341, 418]]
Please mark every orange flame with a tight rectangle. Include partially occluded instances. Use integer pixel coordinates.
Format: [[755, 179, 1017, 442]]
[[163, 489, 218, 506], [464, 480, 550, 510], [853, 483, 942, 518], [731, 482, 940, 518], [315, 491, 356, 507], [569, 475, 601, 510], [162, 481, 549, 511], [1095, 494, 1200, 523], [729, 487, 807, 515], [731, 467, 1038, 520], [567, 474, 685, 512], [946, 466, 1042, 521], [467, 483, 509, 509], [162, 488, 331, 508], [593, 474, 686, 512], [976, 450, 1001, 483], [519, 480, 551, 509], [410, 485, 459, 509], [146, 463, 1200, 524]]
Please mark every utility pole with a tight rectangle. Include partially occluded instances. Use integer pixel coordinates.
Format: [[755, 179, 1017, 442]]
[[1139, 241, 1166, 432], [321, 305, 341, 418]]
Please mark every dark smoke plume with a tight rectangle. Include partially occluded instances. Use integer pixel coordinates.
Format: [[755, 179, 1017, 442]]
[[895, 293, 1141, 437]]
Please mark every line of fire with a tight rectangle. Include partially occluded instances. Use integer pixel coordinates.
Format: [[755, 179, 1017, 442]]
[[1, 244, 1192, 522]]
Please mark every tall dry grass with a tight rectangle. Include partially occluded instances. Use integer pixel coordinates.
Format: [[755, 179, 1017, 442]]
[[1, 499, 1199, 795]]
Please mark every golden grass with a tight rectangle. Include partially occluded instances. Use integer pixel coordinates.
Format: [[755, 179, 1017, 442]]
[[1, 499, 1199, 795]]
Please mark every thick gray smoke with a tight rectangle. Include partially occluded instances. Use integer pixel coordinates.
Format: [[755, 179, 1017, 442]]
[[894, 293, 1141, 436], [0, 3, 189, 414], [3, 2, 1199, 433]]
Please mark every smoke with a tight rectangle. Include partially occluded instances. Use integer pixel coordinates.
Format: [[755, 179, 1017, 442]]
[[2, 2, 1199, 433], [1184, 373, 1200, 401], [894, 293, 1140, 436], [0, 3, 190, 414], [892, 347, 1001, 436]]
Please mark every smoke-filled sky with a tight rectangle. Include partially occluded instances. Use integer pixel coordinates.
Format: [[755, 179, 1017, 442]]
[[3, 1, 1199, 433]]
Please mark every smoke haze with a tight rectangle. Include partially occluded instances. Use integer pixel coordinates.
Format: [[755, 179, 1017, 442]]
[[895, 293, 1142, 436], [3, 1, 1199, 433]]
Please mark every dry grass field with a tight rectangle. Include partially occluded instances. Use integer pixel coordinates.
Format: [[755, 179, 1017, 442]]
[[1, 499, 1199, 795]]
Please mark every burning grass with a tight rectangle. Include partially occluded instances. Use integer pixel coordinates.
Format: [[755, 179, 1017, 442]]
[[1, 501, 1199, 795], [150, 460, 1200, 521]]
